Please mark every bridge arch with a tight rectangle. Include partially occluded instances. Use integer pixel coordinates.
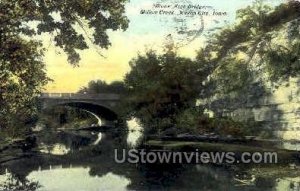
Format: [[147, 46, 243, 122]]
[[43, 101, 118, 122], [59, 101, 118, 121], [40, 93, 120, 122]]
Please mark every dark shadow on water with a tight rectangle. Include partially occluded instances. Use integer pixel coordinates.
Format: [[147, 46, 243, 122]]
[[0, 128, 297, 191]]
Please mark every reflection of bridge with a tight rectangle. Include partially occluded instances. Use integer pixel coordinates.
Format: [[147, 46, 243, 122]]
[[39, 93, 121, 121]]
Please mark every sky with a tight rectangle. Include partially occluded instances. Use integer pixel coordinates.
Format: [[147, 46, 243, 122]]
[[43, 0, 284, 93]]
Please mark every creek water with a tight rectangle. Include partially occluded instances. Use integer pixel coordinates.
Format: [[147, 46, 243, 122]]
[[0, 126, 299, 191]]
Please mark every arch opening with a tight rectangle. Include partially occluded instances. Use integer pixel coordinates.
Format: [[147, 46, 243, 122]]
[[60, 102, 118, 121], [45, 101, 118, 121]]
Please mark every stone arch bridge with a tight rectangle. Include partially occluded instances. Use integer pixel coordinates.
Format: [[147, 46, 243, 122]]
[[39, 93, 121, 124]]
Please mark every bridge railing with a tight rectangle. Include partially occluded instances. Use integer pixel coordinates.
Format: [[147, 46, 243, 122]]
[[40, 93, 120, 100]]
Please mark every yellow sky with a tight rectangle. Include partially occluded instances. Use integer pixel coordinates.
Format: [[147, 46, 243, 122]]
[[43, 32, 202, 93], [44, 32, 139, 93], [43, 0, 283, 93], [44, 25, 205, 93]]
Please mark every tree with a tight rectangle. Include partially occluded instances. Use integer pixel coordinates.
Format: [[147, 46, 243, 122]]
[[0, 0, 129, 65], [201, 0, 300, 90], [0, 32, 48, 134], [124, 51, 210, 133], [79, 80, 126, 94], [192, 0, 300, 112], [0, 0, 129, 134]]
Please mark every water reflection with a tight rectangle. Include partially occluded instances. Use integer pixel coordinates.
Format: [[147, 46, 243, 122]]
[[0, 126, 300, 190], [276, 177, 300, 191], [39, 143, 70, 156], [282, 141, 300, 151], [92, 133, 103, 145], [27, 167, 130, 191], [126, 118, 143, 147]]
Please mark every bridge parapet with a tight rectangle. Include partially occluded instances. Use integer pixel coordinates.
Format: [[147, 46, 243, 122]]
[[40, 93, 120, 100], [39, 93, 121, 120]]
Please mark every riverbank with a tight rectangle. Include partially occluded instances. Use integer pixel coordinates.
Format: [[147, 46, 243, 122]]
[[144, 140, 300, 164]]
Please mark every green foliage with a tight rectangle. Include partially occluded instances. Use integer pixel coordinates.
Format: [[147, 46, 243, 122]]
[[0, 0, 129, 135], [0, 174, 41, 191], [122, 1, 300, 137], [40, 106, 97, 129], [198, 1, 300, 95], [0, 125, 32, 140], [206, 0, 300, 63], [263, 36, 300, 82], [124, 51, 210, 133], [175, 108, 269, 138], [123, 49, 264, 136], [212, 58, 253, 94], [79, 80, 126, 94], [195, 0, 300, 117], [0, 0, 129, 65], [175, 108, 244, 137], [0, 34, 48, 132], [175, 108, 201, 134], [207, 118, 242, 137], [188, 1, 300, 138]]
